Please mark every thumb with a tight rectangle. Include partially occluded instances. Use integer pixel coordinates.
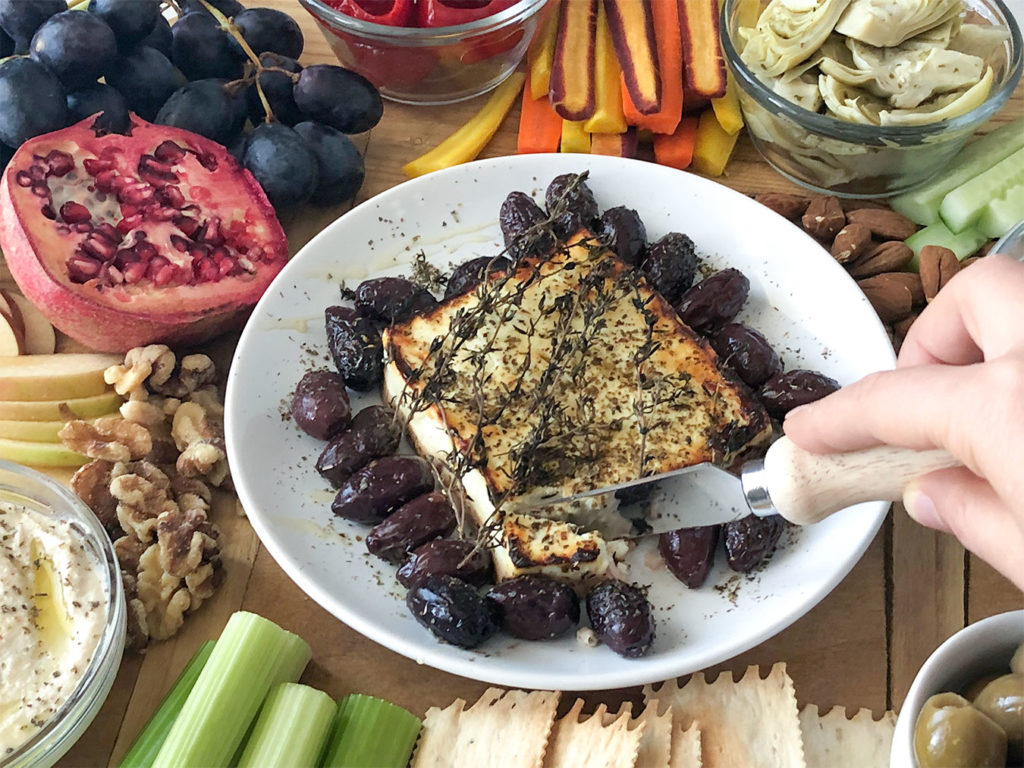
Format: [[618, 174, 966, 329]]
[[904, 466, 1024, 591]]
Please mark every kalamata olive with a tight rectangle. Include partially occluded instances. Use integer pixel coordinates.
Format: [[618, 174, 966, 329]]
[[675, 268, 750, 333], [545, 173, 599, 239], [325, 305, 383, 392], [445, 256, 512, 299], [585, 579, 655, 658], [500, 191, 554, 260], [290, 370, 351, 440], [598, 206, 646, 265], [486, 575, 580, 640], [397, 539, 494, 588], [331, 455, 434, 524], [757, 370, 840, 420], [709, 323, 783, 388], [316, 405, 402, 487], [914, 692, 1007, 768], [723, 514, 783, 572], [973, 673, 1024, 754], [659, 526, 720, 588], [642, 232, 698, 304], [406, 575, 497, 649], [354, 276, 437, 324], [365, 491, 456, 563]]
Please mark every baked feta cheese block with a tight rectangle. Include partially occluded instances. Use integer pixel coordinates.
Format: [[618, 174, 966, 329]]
[[382, 234, 771, 582]]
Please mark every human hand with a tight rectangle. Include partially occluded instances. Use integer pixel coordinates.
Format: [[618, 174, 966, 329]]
[[783, 254, 1024, 590]]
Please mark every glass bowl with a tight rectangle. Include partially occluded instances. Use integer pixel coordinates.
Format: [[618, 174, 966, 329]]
[[890, 610, 1023, 768], [0, 460, 125, 768], [721, 0, 1023, 198], [299, 0, 550, 104], [993, 217, 1024, 259]]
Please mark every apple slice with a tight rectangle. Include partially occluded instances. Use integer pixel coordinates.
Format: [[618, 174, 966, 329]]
[[4, 291, 56, 355], [0, 419, 67, 443], [0, 436, 89, 467], [549, 0, 598, 120], [0, 354, 121, 401], [679, 0, 727, 98], [0, 392, 122, 421], [603, 0, 661, 114]]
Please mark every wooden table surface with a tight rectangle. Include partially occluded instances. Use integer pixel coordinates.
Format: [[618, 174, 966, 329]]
[[33, 2, 1021, 764]]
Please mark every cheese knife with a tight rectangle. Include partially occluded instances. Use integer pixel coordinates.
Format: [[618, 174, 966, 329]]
[[529, 437, 962, 534]]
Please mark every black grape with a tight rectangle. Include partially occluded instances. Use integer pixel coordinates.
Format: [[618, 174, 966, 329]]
[[0, 58, 68, 147], [107, 47, 187, 121], [155, 79, 246, 145], [0, 0, 63, 53], [246, 53, 302, 126], [1, 143, 13, 173], [88, 0, 160, 50], [138, 15, 172, 58], [294, 122, 365, 206], [66, 83, 130, 134], [184, 0, 243, 18], [293, 65, 383, 134], [0, 27, 11, 58], [171, 12, 244, 81], [242, 123, 319, 212], [231, 8, 303, 59], [30, 11, 117, 90]]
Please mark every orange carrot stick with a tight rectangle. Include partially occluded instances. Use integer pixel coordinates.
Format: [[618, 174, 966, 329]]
[[652, 115, 699, 169], [621, 0, 684, 133], [518, 74, 563, 154]]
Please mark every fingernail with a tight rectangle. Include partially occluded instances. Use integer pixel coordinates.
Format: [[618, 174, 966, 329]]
[[904, 489, 940, 528], [784, 404, 810, 421]]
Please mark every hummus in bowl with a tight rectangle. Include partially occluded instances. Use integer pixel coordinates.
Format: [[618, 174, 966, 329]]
[[0, 460, 125, 768]]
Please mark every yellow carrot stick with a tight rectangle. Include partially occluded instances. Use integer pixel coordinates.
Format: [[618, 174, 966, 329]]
[[691, 108, 739, 177], [528, 3, 560, 100], [711, 68, 744, 135], [403, 73, 526, 178], [560, 120, 591, 153], [583, 3, 627, 134]]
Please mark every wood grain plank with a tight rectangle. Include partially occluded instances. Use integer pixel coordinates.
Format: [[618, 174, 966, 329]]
[[968, 555, 1023, 624]]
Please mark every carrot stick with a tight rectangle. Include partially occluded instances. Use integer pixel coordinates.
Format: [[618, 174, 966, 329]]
[[560, 120, 591, 154], [652, 115, 699, 169], [691, 108, 739, 176], [528, 3, 560, 100], [583, 2, 627, 134], [591, 128, 637, 157], [518, 74, 563, 154], [621, 0, 684, 133]]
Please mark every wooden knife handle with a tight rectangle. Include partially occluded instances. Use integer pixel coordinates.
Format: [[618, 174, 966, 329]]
[[762, 436, 962, 525]]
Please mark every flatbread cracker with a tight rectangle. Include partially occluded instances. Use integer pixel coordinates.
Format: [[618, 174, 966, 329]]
[[543, 699, 645, 768], [799, 705, 897, 768], [634, 701, 673, 768], [669, 722, 702, 768], [412, 687, 560, 768], [644, 663, 806, 768]]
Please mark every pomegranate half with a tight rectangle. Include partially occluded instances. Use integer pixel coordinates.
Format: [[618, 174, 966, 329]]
[[0, 115, 288, 352]]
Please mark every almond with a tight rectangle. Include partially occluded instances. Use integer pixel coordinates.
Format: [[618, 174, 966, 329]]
[[845, 208, 918, 240], [830, 223, 872, 263], [885, 270, 926, 306], [918, 245, 960, 302], [848, 241, 914, 278], [754, 192, 811, 220], [893, 312, 918, 340], [857, 273, 914, 323], [801, 195, 845, 240]]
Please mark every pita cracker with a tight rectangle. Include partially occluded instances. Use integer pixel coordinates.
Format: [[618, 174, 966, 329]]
[[634, 701, 673, 768], [799, 705, 897, 768], [644, 663, 806, 768], [412, 687, 560, 768], [669, 722, 702, 768], [544, 699, 645, 768]]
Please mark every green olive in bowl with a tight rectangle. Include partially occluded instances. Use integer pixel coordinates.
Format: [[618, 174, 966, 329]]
[[914, 692, 1007, 768], [973, 673, 1024, 760]]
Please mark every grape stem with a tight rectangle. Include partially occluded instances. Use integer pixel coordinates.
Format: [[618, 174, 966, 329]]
[[163, 0, 184, 17], [66, 0, 90, 9]]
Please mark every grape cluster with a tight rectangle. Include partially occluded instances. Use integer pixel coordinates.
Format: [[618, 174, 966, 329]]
[[0, 0, 381, 211]]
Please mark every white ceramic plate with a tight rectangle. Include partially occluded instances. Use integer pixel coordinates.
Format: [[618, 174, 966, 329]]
[[225, 155, 895, 691]]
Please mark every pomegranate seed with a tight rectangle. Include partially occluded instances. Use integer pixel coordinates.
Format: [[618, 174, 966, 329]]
[[135, 241, 158, 261], [238, 258, 256, 274], [31, 184, 50, 199], [116, 216, 142, 235], [46, 150, 74, 177], [217, 258, 235, 278], [81, 236, 116, 261], [139, 155, 179, 184], [211, 246, 231, 263], [113, 248, 137, 267], [149, 207, 177, 222], [120, 185, 156, 206], [42, 205, 56, 220], [73, 222, 93, 234], [197, 259, 219, 282], [161, 185, 186, 209], [197, 153, 218, 171], [57, 226, 71, 236], [152, 265, 177, 286], [170, 235, 190, 253], [107, 266, 125, 285], [174, 215, 199, 237], [154, 141, 186, 164], [190, 221, 208, 242], [201, 217, 224, 246], [249, 247, 265, 262], [123, 261, 147, 284], [83, 158, 115, 176], [120, 204, 139, 217], [94, 170, 117, 192], [60, 201, 92, 224], [92, 223, 121, 244], [188, 243, 210, 262], [15, 171, 33, 187], [68, 255, 102, 283]]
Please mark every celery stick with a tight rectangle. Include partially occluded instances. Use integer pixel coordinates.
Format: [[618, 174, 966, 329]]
[[939, 145, 1024, 233], [977, 184, 1024, 239], [236, 683, 335, 768], [906, 221, 988, 268], [321, 694, 421, 768], [890, 119, 1024, 225], [119, 641, 215, 768], [151, 612, 311, 768]]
